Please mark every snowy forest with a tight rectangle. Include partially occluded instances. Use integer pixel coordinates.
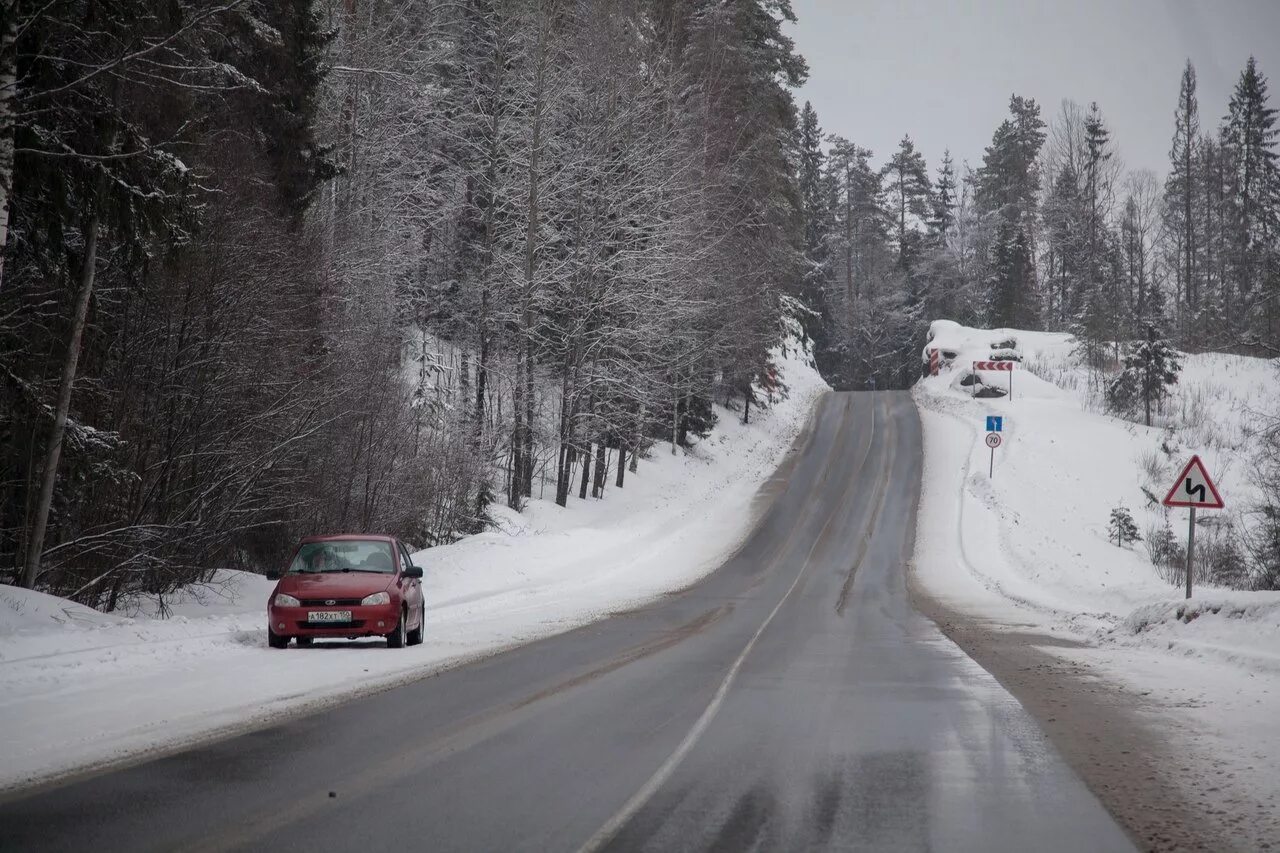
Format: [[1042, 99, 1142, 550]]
[[2, 0, 1279, 604]]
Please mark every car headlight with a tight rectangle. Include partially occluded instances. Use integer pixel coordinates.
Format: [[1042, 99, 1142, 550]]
[[361, 591, 391, 606], [273, 593, 301, 607]]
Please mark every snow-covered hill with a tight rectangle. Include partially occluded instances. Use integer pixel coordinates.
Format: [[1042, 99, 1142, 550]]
[[912, 319, 1280, 840], [914, 319, 1279, 662], [0, 334, 829, 792]]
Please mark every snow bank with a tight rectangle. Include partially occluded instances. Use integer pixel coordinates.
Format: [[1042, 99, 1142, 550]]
[[0, 585, 118, 634], [1112, 593, 1280, 674], [0, 333, 828, 792]]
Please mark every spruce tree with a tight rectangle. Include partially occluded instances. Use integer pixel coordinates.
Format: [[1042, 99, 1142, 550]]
[[797, 101, 831, 344], [985, 214, 1038, 329], [1109, 505, 1142, 548], [976, 95, 1046, 330], [1221, 57, 1280, 343], [1106, 323, 1183, 426], [930, 150, 957, 242], [881, 134, 931, 270], [1167, 60, 1201, 335], [1083, 103, 1114, 296]]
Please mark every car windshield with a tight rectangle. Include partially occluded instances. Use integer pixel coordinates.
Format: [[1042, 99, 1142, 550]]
[[288, 540, 396, 574]]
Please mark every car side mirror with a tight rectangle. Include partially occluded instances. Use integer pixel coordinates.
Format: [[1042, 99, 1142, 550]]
[[265, 568, 282, 581], [403, 565, 424, 580]]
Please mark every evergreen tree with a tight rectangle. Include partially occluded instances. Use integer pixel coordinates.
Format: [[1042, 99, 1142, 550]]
[[930, 150, 957, 241], [1166, 60, 1201, 336], [243, 0, 338, 217], [1083, 102, 1115, 294], [1109, 505, 1142, 548], [1106, 323, 1183, 426], [881, 134, 931, 270], [1220, 57, 1280, 344], [976, 95, 1046, 329], [1072, 102, 1123, 363], [985, 214, 1038, 328], [977, 95, 1046, 221], [797, 101, 831, 344], [826, 136, 888, 308]]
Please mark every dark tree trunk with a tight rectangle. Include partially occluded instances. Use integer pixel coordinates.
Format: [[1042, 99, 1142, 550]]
[[578, 440, 591, 500], [522, 360, 534, 497], [556, 443, 574, 507], [592, 437, 607, 498], [509, 362, 524, 510], [630, 405, 641, 473], [22, 207, 102, 588]]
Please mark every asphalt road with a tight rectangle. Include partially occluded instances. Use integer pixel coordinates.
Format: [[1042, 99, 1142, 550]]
[[0, 392, 1134, 852]]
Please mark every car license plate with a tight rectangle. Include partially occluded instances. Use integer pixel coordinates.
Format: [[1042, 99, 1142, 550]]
[[307, 610, 351, 623]]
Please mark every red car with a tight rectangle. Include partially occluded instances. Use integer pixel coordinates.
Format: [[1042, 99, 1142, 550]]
[[266, 534, 425, 649]]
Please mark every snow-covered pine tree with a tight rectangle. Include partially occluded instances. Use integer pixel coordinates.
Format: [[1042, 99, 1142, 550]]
[[975, 95, 1045, 330], [1108, 505, 1142, 548], [797, 101, 832, 347], [818, 135, 896, 387], [1220, 57, 1280, 348], [1106, 324, 1183, 426], [985, 213, 1038, 329], [1166, 60, 1201, 341], [930, 150, 957, 242], [1082, 103, 1122, 340], [881, 134, 932, 271]]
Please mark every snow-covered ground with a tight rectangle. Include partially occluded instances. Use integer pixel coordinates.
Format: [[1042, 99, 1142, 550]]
[[0, 335, 828, 792], [912, 319, 1280, 835]]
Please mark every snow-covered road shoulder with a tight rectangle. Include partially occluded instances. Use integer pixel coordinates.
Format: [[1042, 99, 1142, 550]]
[[0, 336, 828, 793]]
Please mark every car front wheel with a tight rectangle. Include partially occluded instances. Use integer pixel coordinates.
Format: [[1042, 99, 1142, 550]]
[[268, 629, 289, 649], [387, 608, 406, 649]]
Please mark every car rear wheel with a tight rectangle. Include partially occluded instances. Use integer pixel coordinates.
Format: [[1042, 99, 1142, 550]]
[[268, 629, 289, 649], [387, 608, 407, 648], [407, 602, 424, 646]]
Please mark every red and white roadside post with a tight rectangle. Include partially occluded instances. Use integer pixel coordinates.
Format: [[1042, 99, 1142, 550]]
[[928, 348, 941, 377], [1161, 455, 1225, 600], [972, 360, 1015, 399]]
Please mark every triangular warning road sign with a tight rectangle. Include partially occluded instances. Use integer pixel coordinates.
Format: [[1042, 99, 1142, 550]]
[[1162, 455, 1225, 509]]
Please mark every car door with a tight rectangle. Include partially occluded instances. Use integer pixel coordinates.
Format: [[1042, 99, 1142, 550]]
[[398, 541, 423, 617]]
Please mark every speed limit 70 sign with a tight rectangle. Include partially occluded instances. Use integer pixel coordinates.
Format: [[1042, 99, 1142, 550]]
[[984, 431, 1002, 478]]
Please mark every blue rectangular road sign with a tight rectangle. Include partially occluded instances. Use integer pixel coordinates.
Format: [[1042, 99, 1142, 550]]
[[986, 416, 1003, 432]]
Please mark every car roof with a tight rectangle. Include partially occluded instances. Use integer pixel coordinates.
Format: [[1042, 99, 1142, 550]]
[[298, 534, 397, 544]]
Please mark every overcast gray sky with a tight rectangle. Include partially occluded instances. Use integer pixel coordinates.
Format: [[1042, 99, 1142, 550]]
[[787, 0, 1280, 178]]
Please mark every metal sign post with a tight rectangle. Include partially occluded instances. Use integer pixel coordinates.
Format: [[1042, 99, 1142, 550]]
[[1161, 455, 1225, 599], [1186, 507, 1196, 600], [985, 431, 1002, 477]]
